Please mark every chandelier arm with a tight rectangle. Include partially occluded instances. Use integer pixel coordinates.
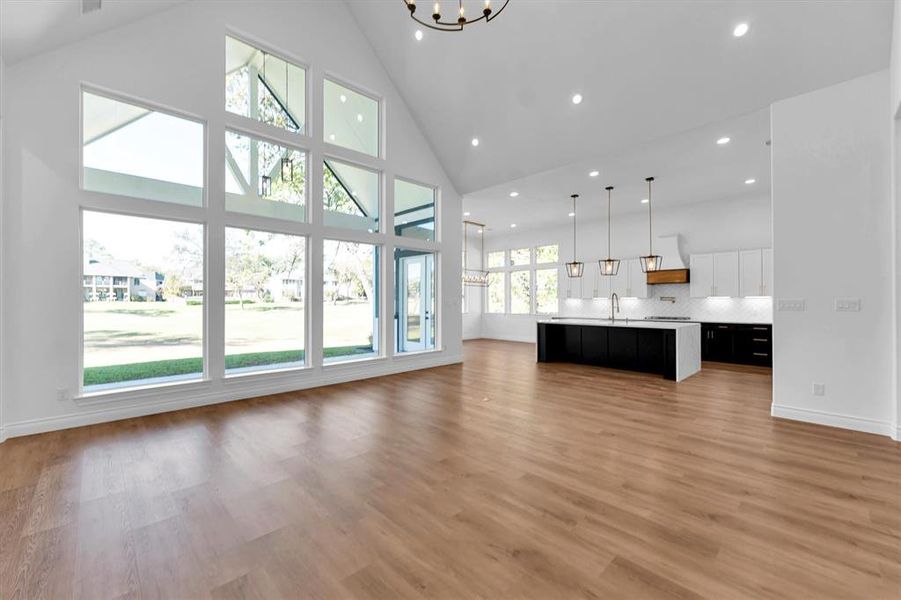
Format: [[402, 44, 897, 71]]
[[404, 0, 510, 31]]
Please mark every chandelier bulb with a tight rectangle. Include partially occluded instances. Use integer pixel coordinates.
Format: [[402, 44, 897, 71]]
[[433, 2, 440, 20]]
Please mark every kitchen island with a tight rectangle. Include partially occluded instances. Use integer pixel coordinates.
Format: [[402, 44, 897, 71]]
[[537, 318, 701, 381]]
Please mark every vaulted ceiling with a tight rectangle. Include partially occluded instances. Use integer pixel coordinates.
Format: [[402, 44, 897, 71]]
[[347, 0, 892, 195]]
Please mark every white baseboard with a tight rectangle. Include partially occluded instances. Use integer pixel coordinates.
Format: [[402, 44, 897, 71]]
[[771, 404, 896, 438], [2, 353, 462, 440]]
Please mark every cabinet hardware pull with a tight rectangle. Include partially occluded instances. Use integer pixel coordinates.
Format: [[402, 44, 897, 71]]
[[753, 352, 769, 357], [718, 325, 728, 329], [753, 338, 768, 342], [752, 327, 768, 330]]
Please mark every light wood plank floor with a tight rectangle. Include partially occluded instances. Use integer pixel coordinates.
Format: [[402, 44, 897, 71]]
[[1, 339, 899, 599]]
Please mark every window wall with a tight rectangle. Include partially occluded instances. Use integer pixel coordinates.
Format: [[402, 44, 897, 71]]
[[74, 32, 443, 397], [484, 244, 559, 315]]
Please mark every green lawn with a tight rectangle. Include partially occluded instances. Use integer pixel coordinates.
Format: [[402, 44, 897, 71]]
[[84, 346, 375, 387]]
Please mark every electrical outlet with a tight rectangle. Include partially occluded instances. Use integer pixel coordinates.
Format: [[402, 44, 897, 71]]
[[56, 387, 70, 402], [834, 298, 861, 312], [812, 383, 826, 397], [777, 298, 806, 312]]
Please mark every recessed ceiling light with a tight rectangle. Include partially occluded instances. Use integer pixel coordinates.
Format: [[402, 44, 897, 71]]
[[339, 94, 347, 103], [568, 212, 575, 217], [745, 178, 756, 185], [471, 138, 480, 147], [733, 22, 749, 38], [463, 211, 471, 216], [509, 191, 519, 197], [717, 136, 731, 145], [589, 170, 599, 177], [414, 29, 424, 41], [510, 223, 517, 228], [641, 198, 649, 204], [572, 93, 583, 105], [357, 113, 363, 122]]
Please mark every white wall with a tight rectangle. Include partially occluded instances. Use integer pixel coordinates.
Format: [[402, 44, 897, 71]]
[[0, 0, 462, 439], [462, 225, 483, 339], [477, 194, 772, 342], [772, 70, 895, 437]]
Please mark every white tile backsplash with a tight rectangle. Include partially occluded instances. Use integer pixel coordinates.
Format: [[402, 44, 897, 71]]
[[560, 284, 773, 324]]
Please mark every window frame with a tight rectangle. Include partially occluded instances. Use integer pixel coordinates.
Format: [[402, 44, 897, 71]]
[[78, 207, 210, 394], [484, 243, 560, 316], [224, 125, 311, 223], [79, 84, 209, 209], [224, 30, 311, 139], [322, 154, 384, 234], [393, 175, 439, 244], [322, 73, 384, 161]]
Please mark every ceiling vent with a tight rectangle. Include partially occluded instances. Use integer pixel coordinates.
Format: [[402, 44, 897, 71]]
[[82, 0, 102, 15]]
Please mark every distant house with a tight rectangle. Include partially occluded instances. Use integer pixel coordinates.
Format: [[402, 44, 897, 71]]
[[83, 260, 162, 302]]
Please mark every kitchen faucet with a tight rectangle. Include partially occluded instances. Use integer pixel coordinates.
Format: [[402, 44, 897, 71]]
[[610, 292, 620, 321]]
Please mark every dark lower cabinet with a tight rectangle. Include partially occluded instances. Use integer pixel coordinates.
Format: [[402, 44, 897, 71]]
[[581, 326, 608, 365], [608, 328, 638, 370], [701, 323, 771, 366], [537, 323, 678, 380]]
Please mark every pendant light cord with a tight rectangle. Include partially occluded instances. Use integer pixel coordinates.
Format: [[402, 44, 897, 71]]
[[606, 187, 613, 259], [571, 194, 578, 262], [645, 177, 654, 256]]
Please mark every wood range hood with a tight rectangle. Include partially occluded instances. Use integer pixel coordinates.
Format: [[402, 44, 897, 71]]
[[645, 235, 689, 285], [647, 268, 690, 285]]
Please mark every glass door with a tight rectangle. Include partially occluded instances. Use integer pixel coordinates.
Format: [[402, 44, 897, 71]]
[[397, 252, 434, 353]]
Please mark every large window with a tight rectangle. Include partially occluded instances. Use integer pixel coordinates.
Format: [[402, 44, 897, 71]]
[[395, 249, 436, 353], [510, 270, 531, 314], [487, 251, 505, 268], [82, 90, 203, 206], [225, 229, 306, 374], [536, 244, 558, 264], [323, 240, 380, 362], [535, 268, 559, 313], [225, 36, 306, 133], [394, 179, 436, 241], [487, 272, 505, 313], [82, 211, 204, 390], [323, 159, 380, 232], [510, 248, 530, 266], [323, 79, 379, 157], [225, 131, 306, 221]]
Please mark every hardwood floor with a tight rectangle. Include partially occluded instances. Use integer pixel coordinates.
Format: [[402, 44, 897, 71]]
[[1, 339, 899, 599]]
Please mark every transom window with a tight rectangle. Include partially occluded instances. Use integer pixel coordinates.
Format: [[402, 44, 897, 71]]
[[225, 36, 306, 133], [82, 91, 204, 206], [323, 78, 380, 157], [225, 130, 307, 221]]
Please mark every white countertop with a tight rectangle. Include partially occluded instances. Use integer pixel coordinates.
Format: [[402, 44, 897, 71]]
[[538, 318, 701, 330]]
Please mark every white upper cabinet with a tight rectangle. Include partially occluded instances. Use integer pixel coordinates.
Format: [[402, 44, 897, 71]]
[[689, 253, 714, 297], [690, 251, 739, 297], [762, 248, 773, 296], [626, 258, 649, 298], [592, 264, 611, 299], [713, 251, 740, 297], [739, 248, 774, 297]]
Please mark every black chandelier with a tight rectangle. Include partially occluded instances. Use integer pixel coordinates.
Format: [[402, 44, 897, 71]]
[[404, 0, 510, 32]]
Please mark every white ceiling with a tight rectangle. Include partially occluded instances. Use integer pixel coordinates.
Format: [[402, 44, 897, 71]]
[[462, 107, 771, 232], [347, 0, 892, 195], [0, 0, 186, 65]]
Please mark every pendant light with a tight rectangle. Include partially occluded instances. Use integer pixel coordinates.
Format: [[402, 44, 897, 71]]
[[598, 186, 620, 276], [565, 194, 584, 278], [639, 176, 662, 272]]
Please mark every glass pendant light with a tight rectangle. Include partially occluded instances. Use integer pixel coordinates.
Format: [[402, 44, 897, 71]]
[[598, 186, 620, 276], [565, 194, 584, 278], [260, 175, 272, 197], [281, 157, 294, 182], [639, 176, 662, 272]]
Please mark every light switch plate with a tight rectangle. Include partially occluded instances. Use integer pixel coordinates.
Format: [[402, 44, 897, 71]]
[[777, 298, 806, 311], [834, 297, 861, 312]]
